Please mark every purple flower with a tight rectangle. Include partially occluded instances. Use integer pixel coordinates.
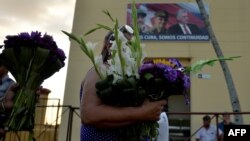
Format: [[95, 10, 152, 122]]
[[139, 63, 155, 75], [139, 58, 190, 104], [56, 48, 67, 64], [155, 63, 167, 71], [164, 67, 178, 82], [19, 32, 31, 40], [39, 33, 57, 50], [30, 31, 41, 40], [182, 75, 190, 89], [184, 92, 190, 105], [154, 63, 167, 77], [176, 70, 183, 77], [169, 58, 183, 68], [3, 31, 66, 65], [4, 35, 21, 48]]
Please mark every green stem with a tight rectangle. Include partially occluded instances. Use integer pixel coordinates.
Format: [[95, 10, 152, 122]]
[[7, 87, 25, 128], [114, 20, 126, 79], [131, 2, 143, 68], [6, 88, 36, 131], [92, 60, 104, 80]]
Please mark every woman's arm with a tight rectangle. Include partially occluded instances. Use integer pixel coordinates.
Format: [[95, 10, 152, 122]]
[[80, 68, 166, 128]]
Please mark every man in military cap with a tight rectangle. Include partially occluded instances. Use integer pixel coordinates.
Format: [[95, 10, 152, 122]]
[[151, 10, 168, 34], [150, 10, 169, 34], [137, 9, 151, 34]]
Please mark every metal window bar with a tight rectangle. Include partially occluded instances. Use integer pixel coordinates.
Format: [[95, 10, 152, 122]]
[[2, 105, 250, 141], [3, 98, 62, 141]]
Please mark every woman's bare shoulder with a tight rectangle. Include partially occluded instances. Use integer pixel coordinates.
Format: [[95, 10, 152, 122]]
[[87, 67, 99, 78], [82, 67, 100, 85], [87, 67, 96, 75]]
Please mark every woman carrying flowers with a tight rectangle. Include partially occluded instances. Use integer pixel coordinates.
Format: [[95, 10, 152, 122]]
[[79, 27, 167, 141], [62, 3, 190, 140], [65, 2, 240, 140]]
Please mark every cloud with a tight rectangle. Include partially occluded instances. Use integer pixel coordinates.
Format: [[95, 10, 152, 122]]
[[0, 0, 75, 38], [0, 0, 76, 103]]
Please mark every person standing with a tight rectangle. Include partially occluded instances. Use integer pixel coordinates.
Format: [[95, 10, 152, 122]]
[[137, 9, 151, 34], [150, 10, 169, 35], [218, 113, 235, 133], [0, 62, 14, 102], [156, 112, 169, 141], [168, 9, 202, 35], [0, 60, 48, 139], [0, 61, 15, 138], [79, 27, 167, 141], [195, 115, 223, 141]]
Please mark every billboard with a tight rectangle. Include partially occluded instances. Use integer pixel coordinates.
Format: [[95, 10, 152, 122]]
[[127, 3, 210, 41]]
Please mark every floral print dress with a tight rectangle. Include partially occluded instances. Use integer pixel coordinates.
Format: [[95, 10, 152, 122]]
[[80, 85, 119, 141]]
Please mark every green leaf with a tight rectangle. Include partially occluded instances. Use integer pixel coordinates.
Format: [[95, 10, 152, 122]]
[[95, 75, 113, 90], [62, 30, 81, 44], [40, 58, 64, 80], [186, 56, 241, 73], [96, 24, 113, 31], [127, 76, 137, 88], [63, 30, 104, 79], [102, 10, 115, 22], [84, 27, 102, 36], [131, 1, 143, 68], [14, 107, 26, 115], [144, 73, 154, 80], [31, 47, 50, 72]]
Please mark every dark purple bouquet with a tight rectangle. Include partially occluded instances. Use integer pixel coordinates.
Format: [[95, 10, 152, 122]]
[[133, 58, 190, 140], [0, 31, 66, 135], [139, 58, 190, 104]]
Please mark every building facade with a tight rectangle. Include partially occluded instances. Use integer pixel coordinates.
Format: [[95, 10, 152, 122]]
[[60, 0, 250, 141]]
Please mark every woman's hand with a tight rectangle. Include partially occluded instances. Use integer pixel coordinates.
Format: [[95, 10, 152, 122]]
[[138, 99, 167, 121], [2, 84, 50, 111]]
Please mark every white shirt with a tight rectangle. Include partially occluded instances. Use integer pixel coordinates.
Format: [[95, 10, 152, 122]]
[[0, 74, 14, 100], [179, 23, 192, 34], [156, 112, 169, 141], [195, 125, 223, 141]]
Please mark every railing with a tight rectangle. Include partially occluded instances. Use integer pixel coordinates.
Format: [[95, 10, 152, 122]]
[[2, 98, 62, 141], [2, 104, 250, 141]]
